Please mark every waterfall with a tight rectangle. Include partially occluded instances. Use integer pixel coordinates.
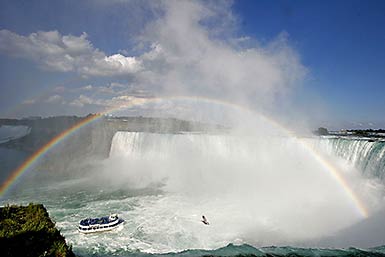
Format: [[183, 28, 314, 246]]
[[315, 137, 385, 180], [109, 131, 257, 160], [106, 131, 378, 239]]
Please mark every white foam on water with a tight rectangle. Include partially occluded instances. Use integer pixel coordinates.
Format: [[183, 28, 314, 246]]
[[56, 131, 383, 254], [5, 132, 385, 254], [0, 125, 31, 143]]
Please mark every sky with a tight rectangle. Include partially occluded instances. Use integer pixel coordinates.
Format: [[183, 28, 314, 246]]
[[0, 0, 384, 129]]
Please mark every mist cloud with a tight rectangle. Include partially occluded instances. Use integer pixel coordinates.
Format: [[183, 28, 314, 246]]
[[132, 0, 306, 108]]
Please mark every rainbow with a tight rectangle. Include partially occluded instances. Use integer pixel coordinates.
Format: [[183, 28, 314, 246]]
[[0, 114, 102, 196], [0, 96, 369, 218]]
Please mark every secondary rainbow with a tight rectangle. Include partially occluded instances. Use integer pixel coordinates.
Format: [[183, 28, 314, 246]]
[[0, 96, 369, 218]]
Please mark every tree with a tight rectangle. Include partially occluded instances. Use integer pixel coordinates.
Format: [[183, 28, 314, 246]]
[[314, 127, 329, 136]]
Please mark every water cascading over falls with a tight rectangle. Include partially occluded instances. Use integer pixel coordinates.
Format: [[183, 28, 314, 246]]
[[104, 131, 375, 249], [313, 138, 385, 180]]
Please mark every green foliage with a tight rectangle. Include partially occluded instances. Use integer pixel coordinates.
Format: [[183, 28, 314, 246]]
[[353, 130, 369, 136], [0, 203, 75, 257], [313, 127, 329, 136]]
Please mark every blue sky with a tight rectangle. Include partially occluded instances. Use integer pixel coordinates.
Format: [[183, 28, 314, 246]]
[[0, 0, 384, 129], [233, 0, 385, 126]]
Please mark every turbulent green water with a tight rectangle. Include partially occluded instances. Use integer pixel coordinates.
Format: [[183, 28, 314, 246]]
[[4, 181, 385, 257], [1, 132, 385, 257]]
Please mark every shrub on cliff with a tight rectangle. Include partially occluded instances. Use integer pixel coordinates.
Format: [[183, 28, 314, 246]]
[[0, 203, 75, 257]]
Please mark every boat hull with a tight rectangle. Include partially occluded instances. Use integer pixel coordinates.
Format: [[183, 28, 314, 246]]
[[78, 218, 124, 234]]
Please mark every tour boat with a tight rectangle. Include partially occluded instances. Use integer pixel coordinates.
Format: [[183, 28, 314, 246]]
[[78, 214, 124, 233]]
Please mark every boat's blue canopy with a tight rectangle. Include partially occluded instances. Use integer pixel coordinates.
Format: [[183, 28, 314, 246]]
[[80, 216, 111, 226]]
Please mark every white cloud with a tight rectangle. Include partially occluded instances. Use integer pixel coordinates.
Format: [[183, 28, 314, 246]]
[[69, 94, 94, 107], [97, 86, 116, 94], [110, 82, 125, 88], [45, 94, 63, 103], [3, 0, 307, 117], [66, 92, 152, 112], [0, 30, 142, 77], [54, 86, 66, 93], [79, 84, 117, 94], [79, 54, 141, 76], [81, 85, 93, 91], [110, 95, 149, 105], [22, 99, 36, 105]]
